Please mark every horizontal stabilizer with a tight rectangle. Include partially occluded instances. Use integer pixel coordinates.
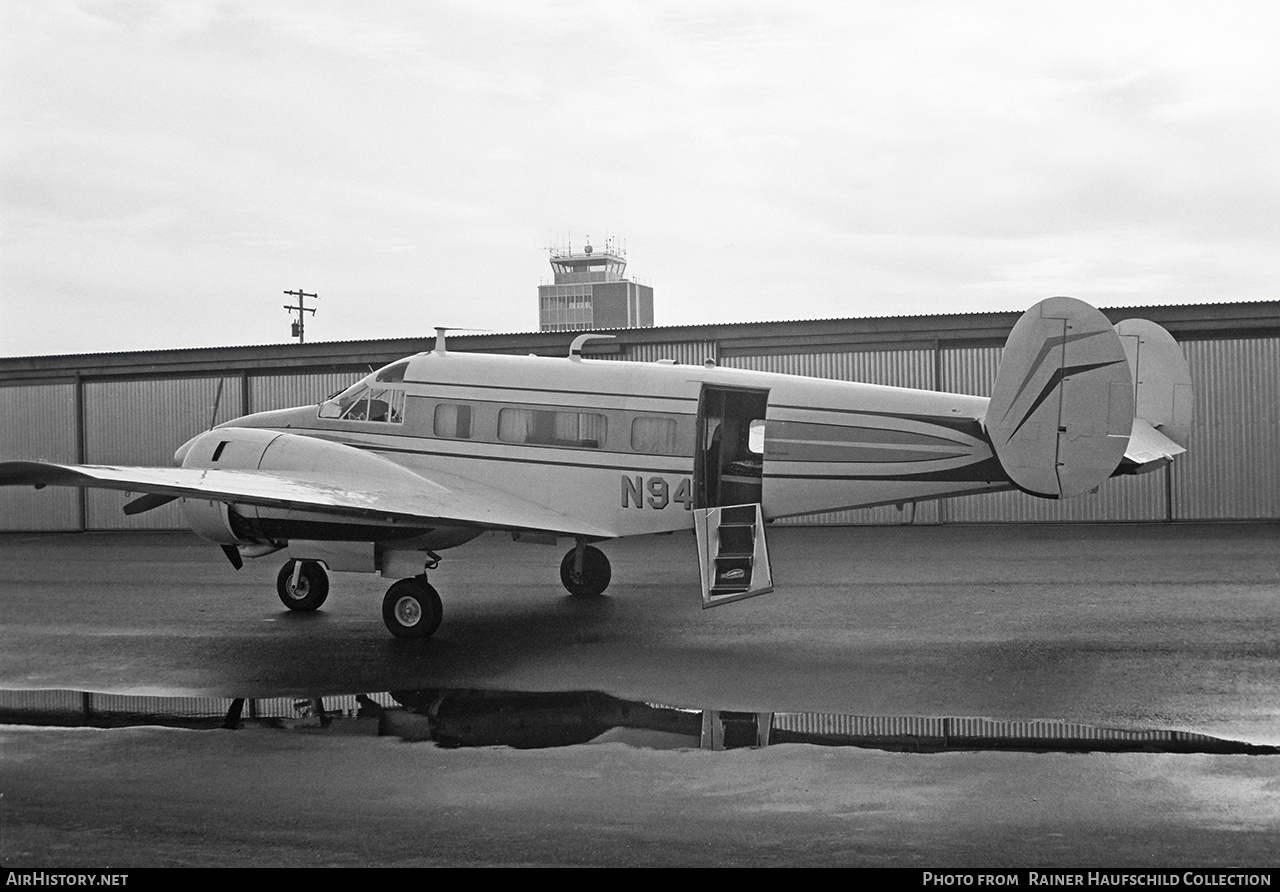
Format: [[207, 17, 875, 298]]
[[986, 296, 1133, 498], [1122, 417, 1185, 470]]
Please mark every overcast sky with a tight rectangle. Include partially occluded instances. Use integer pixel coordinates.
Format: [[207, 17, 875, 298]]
[[2, 1, 1278, 357]]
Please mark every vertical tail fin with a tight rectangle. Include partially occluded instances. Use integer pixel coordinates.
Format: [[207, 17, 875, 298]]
[[986, 296, 1133, 498], [1114, 318, 1194, 448]]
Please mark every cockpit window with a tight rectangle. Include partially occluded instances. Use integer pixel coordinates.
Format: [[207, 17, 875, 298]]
[[318, 371, 406, 423], [337, 386, 405, 423], [319, 378, 367, 418], [375, 360, 409, 383]]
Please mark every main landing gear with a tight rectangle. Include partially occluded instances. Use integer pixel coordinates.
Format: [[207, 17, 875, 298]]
[[275, 541, 612, 639], [275, 556, 442, 639], [276, 560, 329, 612], [382, 576, 444, 639], [560, 541, 611, 597]]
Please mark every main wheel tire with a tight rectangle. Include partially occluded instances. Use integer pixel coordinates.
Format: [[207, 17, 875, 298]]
[[382, 577, 443, 639], [559, 545, 611, 597], [276, 560, 329, 611]]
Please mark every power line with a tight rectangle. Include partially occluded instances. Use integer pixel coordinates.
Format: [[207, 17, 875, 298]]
[[282, 289, 318, 343]]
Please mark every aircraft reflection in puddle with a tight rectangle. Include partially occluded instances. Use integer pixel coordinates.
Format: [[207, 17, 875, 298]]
[[2, 688, 1275, 755]]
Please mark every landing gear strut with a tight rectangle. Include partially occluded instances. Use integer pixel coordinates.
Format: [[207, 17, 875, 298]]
[[276, 560, 329, 611], [560, 541, 611, 596], [382, 575, 443, 639]]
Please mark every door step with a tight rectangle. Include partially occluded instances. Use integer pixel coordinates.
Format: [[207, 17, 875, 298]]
[[694, 503, 774, 607]]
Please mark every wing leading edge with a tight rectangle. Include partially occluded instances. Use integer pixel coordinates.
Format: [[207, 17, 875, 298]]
[[0, 457, 614, 539]]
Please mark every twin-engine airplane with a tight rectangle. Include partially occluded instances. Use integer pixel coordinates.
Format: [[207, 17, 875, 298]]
[[0, 297, 1192, 638]]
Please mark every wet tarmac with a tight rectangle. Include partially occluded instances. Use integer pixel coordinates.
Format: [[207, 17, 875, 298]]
[[2, 523, 1278, 740], [1, 523, 1278, 866]]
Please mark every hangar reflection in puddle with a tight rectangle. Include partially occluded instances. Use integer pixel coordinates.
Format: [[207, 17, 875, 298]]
[[369, 689, 1277, 754], [6, 688, 1263, 755]]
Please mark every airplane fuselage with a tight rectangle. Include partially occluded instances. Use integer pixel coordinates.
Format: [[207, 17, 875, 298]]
[[213, 350, 1008, 542]]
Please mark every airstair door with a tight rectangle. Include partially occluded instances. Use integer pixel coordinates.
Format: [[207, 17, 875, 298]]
[[693, 385, 773, 607]]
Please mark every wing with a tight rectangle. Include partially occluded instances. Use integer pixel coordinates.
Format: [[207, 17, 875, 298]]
[[0, 442, 614, 540]]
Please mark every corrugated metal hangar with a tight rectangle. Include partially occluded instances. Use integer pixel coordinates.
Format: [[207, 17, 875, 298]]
[[1, 300, 1277, 531]]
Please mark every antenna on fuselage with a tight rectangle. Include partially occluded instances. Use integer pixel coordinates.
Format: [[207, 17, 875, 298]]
[[568, 333, 616, 362], [432, 326, 491, 356], [434, 327, 452, 355]]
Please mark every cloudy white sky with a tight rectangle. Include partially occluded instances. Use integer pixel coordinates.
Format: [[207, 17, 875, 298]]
[[2, 0, 1278, 357]]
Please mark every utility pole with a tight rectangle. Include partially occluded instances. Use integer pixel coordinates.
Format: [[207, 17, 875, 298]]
[[283, 289, 318, 343]]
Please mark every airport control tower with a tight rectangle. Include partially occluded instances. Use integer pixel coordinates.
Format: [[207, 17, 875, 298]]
[[538, 238, 653, 331]]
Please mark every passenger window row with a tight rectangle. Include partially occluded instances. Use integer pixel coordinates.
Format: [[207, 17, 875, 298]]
[[432, 401, 687, 455]]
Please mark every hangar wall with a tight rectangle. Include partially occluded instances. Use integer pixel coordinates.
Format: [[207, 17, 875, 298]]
[[1, 302, 1276, 531], [1174, 338, 1280, 520], [0, 370, 361, 532], [0, 383, 79, 529], [82, 376, 247, 529]]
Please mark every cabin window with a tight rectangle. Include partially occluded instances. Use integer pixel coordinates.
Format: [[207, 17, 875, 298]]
[[433, 403, 474, 439], [631, 415, 680, 455], [497, 407, 606, 449], [748, 419, 766, 454], [337, 386, 405, 423]]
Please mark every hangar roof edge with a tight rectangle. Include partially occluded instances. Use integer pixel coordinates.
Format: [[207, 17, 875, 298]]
[[2, 300, 1277, 382]]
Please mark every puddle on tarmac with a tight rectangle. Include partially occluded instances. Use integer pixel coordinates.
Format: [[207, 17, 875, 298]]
[[1, 688, 1275, 755]]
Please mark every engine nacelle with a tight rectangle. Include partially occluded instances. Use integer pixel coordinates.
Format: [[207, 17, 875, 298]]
[[180, 497, 239, 545], [178, 426, 280, 471], [174, 426, 447, 552], [178, 428, 283, 546]]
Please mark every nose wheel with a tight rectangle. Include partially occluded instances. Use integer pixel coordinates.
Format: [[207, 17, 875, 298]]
[[560, 543, 611, 596], [382, 576, 443, 639]]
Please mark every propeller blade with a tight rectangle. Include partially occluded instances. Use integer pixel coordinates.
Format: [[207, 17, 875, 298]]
[[122, 493, 178, 515], [220, 544, 244, 570]]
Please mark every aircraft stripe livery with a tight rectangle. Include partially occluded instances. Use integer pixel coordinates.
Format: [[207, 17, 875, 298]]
[[0, 297, 1194, 637]]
